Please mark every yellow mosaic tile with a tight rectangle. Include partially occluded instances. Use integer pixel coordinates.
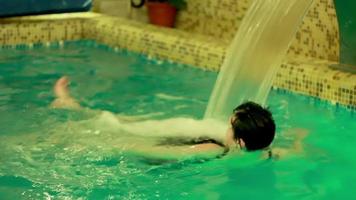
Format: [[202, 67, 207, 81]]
[[176, 0, 340, 62], [287, 0, 340, 61], [274, 59, 355, 108], [0, 13, 98, 45], [0, 22, 78, 46], [83, 15, 226, 71], [176, 0, 250, 41]]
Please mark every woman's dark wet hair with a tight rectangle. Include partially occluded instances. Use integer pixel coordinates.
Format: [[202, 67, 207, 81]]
[[231, 101, 275, 151]]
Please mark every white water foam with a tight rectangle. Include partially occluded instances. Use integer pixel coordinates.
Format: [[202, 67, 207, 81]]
[[94, 111, 227, 142]]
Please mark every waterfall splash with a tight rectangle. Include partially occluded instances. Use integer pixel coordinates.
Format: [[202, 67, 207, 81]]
[[205, 0, 314, 120]]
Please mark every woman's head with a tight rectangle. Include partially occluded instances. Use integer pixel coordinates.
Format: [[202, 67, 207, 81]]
[[230, 101, 275, 151]]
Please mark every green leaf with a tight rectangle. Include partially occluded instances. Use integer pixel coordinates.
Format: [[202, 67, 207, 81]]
[[168, 0, 187, 10]]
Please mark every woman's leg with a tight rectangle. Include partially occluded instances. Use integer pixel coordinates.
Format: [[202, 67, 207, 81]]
[[51, 76, 81, 109]]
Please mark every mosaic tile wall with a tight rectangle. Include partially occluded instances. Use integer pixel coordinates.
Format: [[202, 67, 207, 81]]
[[82, 15, 226, 71], [0, 14, 87, 46], [0, 12, 354, 108], [287, 0, 339, 61], [176, 0, 251, 42], [176, 0, 340, 62], [274, 60, 356, 109]]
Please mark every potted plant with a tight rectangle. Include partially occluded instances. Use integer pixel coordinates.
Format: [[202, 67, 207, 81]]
[[131, 0, 187, 27]]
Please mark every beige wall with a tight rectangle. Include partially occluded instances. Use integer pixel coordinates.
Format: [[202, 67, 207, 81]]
[[92, 0, 148, 22]]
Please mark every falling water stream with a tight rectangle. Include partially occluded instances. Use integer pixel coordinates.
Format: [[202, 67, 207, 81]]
[[205, 0, 314, 120]]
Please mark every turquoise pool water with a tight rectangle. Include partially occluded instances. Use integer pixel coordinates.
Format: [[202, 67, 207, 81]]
[[0, 41, 355, 199]]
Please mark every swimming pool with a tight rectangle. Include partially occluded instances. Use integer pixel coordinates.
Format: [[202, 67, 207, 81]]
[[0, 41, 355, 199]]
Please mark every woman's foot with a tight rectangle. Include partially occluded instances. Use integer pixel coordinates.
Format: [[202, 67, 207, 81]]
[[54, 76, 71, 99], [51, 76, 81, 109]]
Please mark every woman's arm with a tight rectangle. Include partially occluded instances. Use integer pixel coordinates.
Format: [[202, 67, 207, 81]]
[[271, 128, 309, 159], [127, 143, 225, 161]]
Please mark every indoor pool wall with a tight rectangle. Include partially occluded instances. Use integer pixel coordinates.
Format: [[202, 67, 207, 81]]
[[175, 0, 340, 62], [0, 0, 355, 109]]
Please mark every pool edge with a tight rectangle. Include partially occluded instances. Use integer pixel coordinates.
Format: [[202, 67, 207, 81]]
[[0, 12, 354, 109]]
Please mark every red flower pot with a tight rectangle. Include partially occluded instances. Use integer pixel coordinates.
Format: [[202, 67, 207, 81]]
[[146, 2, 177, 27]]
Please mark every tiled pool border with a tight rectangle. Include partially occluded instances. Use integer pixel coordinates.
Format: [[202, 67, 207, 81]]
[[0, 13, 355, 109]]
